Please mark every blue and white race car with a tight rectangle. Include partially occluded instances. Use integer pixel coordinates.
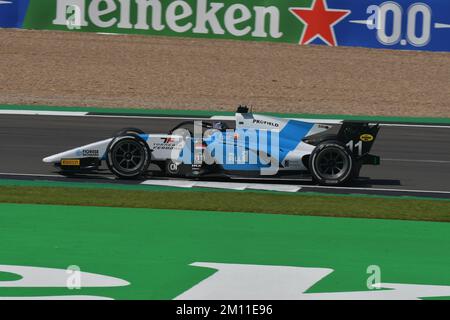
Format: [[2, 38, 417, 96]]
[[43, 106, 380, 186]]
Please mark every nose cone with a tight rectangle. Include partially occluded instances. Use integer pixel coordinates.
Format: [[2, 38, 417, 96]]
[[41, 138, 114, 164], [42, 155, 59, 163], [42, 152, 71, 163]]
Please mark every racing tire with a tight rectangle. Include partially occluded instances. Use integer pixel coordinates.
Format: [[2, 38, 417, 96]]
[[309, 140, 356, 186], [106, 135, 151, 179], [113, 128, 145, 137]]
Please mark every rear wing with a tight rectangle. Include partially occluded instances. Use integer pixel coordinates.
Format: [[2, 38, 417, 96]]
[[338, 121, 380, 162]]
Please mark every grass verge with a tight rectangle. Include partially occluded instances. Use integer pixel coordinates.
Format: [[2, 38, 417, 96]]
[[1, 186, 449, 222]]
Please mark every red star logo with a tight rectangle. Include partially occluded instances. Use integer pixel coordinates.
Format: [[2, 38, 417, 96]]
[[290, 0, 351, 46]]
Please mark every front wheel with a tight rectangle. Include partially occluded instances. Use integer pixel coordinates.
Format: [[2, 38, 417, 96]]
[[309, 141, 355, 186], [106, 135, 151, 179]]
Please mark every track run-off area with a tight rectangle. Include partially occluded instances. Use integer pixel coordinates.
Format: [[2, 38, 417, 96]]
[[2, 203, 450, 300], [0, 107, 450, 199]]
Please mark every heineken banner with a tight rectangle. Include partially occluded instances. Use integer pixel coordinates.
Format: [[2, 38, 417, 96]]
[[1, 0, 450, 52]]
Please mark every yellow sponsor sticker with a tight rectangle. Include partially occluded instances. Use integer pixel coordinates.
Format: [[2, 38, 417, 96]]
[[360, 134, 374, 142], [61, 159, 80, 166]]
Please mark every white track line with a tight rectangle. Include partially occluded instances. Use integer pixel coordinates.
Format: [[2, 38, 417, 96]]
[[379, 123, 450, 129], [0, 172, 115, 180], [300, 185, 450, 195], [0, 172, 65, 178], [141, 179, 195, 188], [245, 183, 302, 193], [212, 116, 344, 125], [141, 179, 302, 192], [2, 109, 450, 128], [383, 158, 450, 164], [194, 181, 247, 190], [0, 110, 213, 121], [0, 110, 88, 116], [86, 114, 217, 121]]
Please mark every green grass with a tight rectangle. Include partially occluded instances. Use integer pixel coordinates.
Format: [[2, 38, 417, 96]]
[[2, 203, 450, 299], [1, 186, 449, 222]]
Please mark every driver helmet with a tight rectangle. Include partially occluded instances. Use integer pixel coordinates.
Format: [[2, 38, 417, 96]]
[[213, 121, 226, 130]]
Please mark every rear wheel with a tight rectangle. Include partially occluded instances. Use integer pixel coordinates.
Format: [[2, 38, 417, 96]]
[[310, 141, 355, 186], [106, 135, 151, 179]]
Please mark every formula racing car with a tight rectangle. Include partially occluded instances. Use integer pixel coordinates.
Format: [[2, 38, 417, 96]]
[[43, 106, 380, 186]]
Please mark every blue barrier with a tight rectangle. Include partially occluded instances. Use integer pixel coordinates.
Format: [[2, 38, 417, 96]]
[[0, 0, 29, 28], [327, 0, 450, 52]]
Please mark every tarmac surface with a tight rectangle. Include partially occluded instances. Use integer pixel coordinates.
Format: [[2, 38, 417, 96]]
[[0, 113, 449, 198]]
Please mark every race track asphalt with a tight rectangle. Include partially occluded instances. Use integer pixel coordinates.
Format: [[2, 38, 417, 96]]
[[0, 114, 449, 198]]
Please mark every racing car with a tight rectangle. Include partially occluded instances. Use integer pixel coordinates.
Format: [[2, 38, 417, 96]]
[[43, 106, 380, 186]]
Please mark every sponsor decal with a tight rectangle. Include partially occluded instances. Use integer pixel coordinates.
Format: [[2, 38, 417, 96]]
[[252, 119, 280, 128], [153, 138, 181, 150], [283, 159, 302, 168], [52, 0, 283, 39], [163, 137, 176, 144], [153, 144, 177, 150], [61, 159, 80, 166], [18, 0, 450, 52], [360, 133, 374, 142], [82, 149, 99, 157], [289, 0, 350, 46]]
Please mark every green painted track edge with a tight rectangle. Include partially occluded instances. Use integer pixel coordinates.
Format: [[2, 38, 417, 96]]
[[1, 178, 449, 202], [2, 104, 450, 124]]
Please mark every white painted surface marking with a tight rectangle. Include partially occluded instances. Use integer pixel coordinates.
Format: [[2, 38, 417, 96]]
[[0, 172, 65, 178], [2, 109, 450, 128], [302, 185, 450, 195], [0, 265, 129, 288], [176, 262, 450, 300], [92, 114, 228, 121], [384, 158, 450, 164], [0, 172, 115, 180], [194, 181, 247, 190], [245, 183, 301, 193], [141, 179, 196, 188], [141, 179, 302, 192], [0, 110, 88, 116], [380, 123, 450, 129]]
